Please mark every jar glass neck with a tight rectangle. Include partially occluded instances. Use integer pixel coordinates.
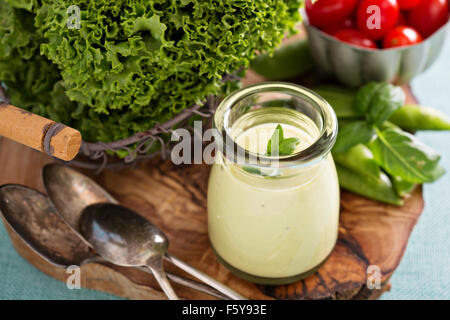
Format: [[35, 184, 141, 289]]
[[213, 82, 338, 169]]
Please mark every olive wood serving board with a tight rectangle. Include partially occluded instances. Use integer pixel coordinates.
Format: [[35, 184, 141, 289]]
[[0, 71, 424, 300]]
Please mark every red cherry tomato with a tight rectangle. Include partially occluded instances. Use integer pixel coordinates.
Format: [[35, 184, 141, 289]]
[[306, 0, 359, 28], [333, 29, 379, 49], [383, 26, 423, 48], [409, 0, 449, 38], [322, 18, 356, 34], [397, 0, 421, 10], [356, 0, 400, 40]]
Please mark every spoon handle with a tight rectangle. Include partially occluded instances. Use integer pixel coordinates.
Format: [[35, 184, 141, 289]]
[[81, 256, 227, 299], [165, 253, 247, 300], [135, 267, 228, 300], [146, 255, 179, 300], [165, 273, 229, 300]]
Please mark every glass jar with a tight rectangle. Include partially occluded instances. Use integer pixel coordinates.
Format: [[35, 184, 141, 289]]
[[207, 82, 339, 285]]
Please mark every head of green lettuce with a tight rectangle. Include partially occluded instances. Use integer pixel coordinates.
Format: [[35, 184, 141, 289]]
[[0, 0, 301, 147]]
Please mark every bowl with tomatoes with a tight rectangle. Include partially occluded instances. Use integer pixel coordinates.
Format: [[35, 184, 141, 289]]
[[303, 0, 450, 87]]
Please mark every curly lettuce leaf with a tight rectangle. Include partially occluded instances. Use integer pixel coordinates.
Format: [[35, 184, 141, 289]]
[[1, 0, 302, 145], [0, 0, 79, 127]]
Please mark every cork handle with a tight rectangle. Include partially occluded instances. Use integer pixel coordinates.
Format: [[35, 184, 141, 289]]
[[0, 103, 81, 161]]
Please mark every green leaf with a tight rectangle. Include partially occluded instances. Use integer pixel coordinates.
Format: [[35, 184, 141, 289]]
[[266, 124, 300, 156], [333, 121, 375, 153], [391, 175, 416, 197], [428, 164, 446, 181], [370, 128, 445, 183], [279, 137, 300, 156], [367, 84, 405, 126], [133, 15, 167, 40], [6, 0, 34, 11], [355, 82, 384, 114], [267, 124, 283, 156], [115, 149, 130, 159], [356, 82, 405, 126]]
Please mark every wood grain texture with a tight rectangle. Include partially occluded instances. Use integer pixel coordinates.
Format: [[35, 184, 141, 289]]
[[0, 134, 424, 300], [0, 67, 425, 299]]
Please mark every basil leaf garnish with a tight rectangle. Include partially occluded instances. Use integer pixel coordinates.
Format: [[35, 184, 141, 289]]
[[369, 128, 445, 183]]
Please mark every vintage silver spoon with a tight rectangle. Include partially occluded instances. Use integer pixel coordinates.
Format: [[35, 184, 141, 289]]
[[42, 163, 246, 300], [0, 184, 227, 299], [79, 203, 178, 299], [80, 203, 246, 300]]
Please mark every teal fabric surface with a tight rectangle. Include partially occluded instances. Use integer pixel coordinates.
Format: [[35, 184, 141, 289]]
[[380, 34, 450, 300], [0, 36, 449, 300]]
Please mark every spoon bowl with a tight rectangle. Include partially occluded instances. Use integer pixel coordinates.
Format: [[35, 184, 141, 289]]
[[80, 203, 179, 300], [80, 203, 169, 267], [0, 184, 94, 267], [42, 163, 116, 239]]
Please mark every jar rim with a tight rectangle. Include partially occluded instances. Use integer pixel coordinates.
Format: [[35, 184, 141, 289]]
[[213, 82, 338, 168]]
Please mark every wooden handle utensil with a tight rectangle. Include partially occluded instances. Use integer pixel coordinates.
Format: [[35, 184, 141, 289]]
[[0, 103, 81, 161]]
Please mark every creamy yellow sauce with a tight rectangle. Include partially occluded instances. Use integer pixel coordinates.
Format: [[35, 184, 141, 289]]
[[208, 123, 340, 279]]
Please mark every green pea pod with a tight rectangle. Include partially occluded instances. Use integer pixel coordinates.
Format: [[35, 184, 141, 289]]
[[391, 175, 416, 197], [250, 39, 315, 80], [311, 85, 361, 119], [333, 144, 380, 177], [336, 164, 403, 206], [389, 104, 450, 131]]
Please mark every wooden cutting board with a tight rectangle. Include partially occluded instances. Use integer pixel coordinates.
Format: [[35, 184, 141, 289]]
[[0, 71, 424, 300]]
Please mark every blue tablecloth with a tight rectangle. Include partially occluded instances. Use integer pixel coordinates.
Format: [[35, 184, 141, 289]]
[[1, 37, 449, 300], [379, 34, 450, 300]]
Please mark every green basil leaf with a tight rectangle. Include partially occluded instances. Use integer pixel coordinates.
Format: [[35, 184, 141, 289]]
[[279, 137, 300, 156], [367, 84, 405, 126], [355, 82, 384, 114], [266, 124, 283, 156], [427, 164, 446, 181], [333, 121, 375, 153], [355, 82, 405, 126], [391, 175, 416, 197], [370, 128, 445, 183]]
